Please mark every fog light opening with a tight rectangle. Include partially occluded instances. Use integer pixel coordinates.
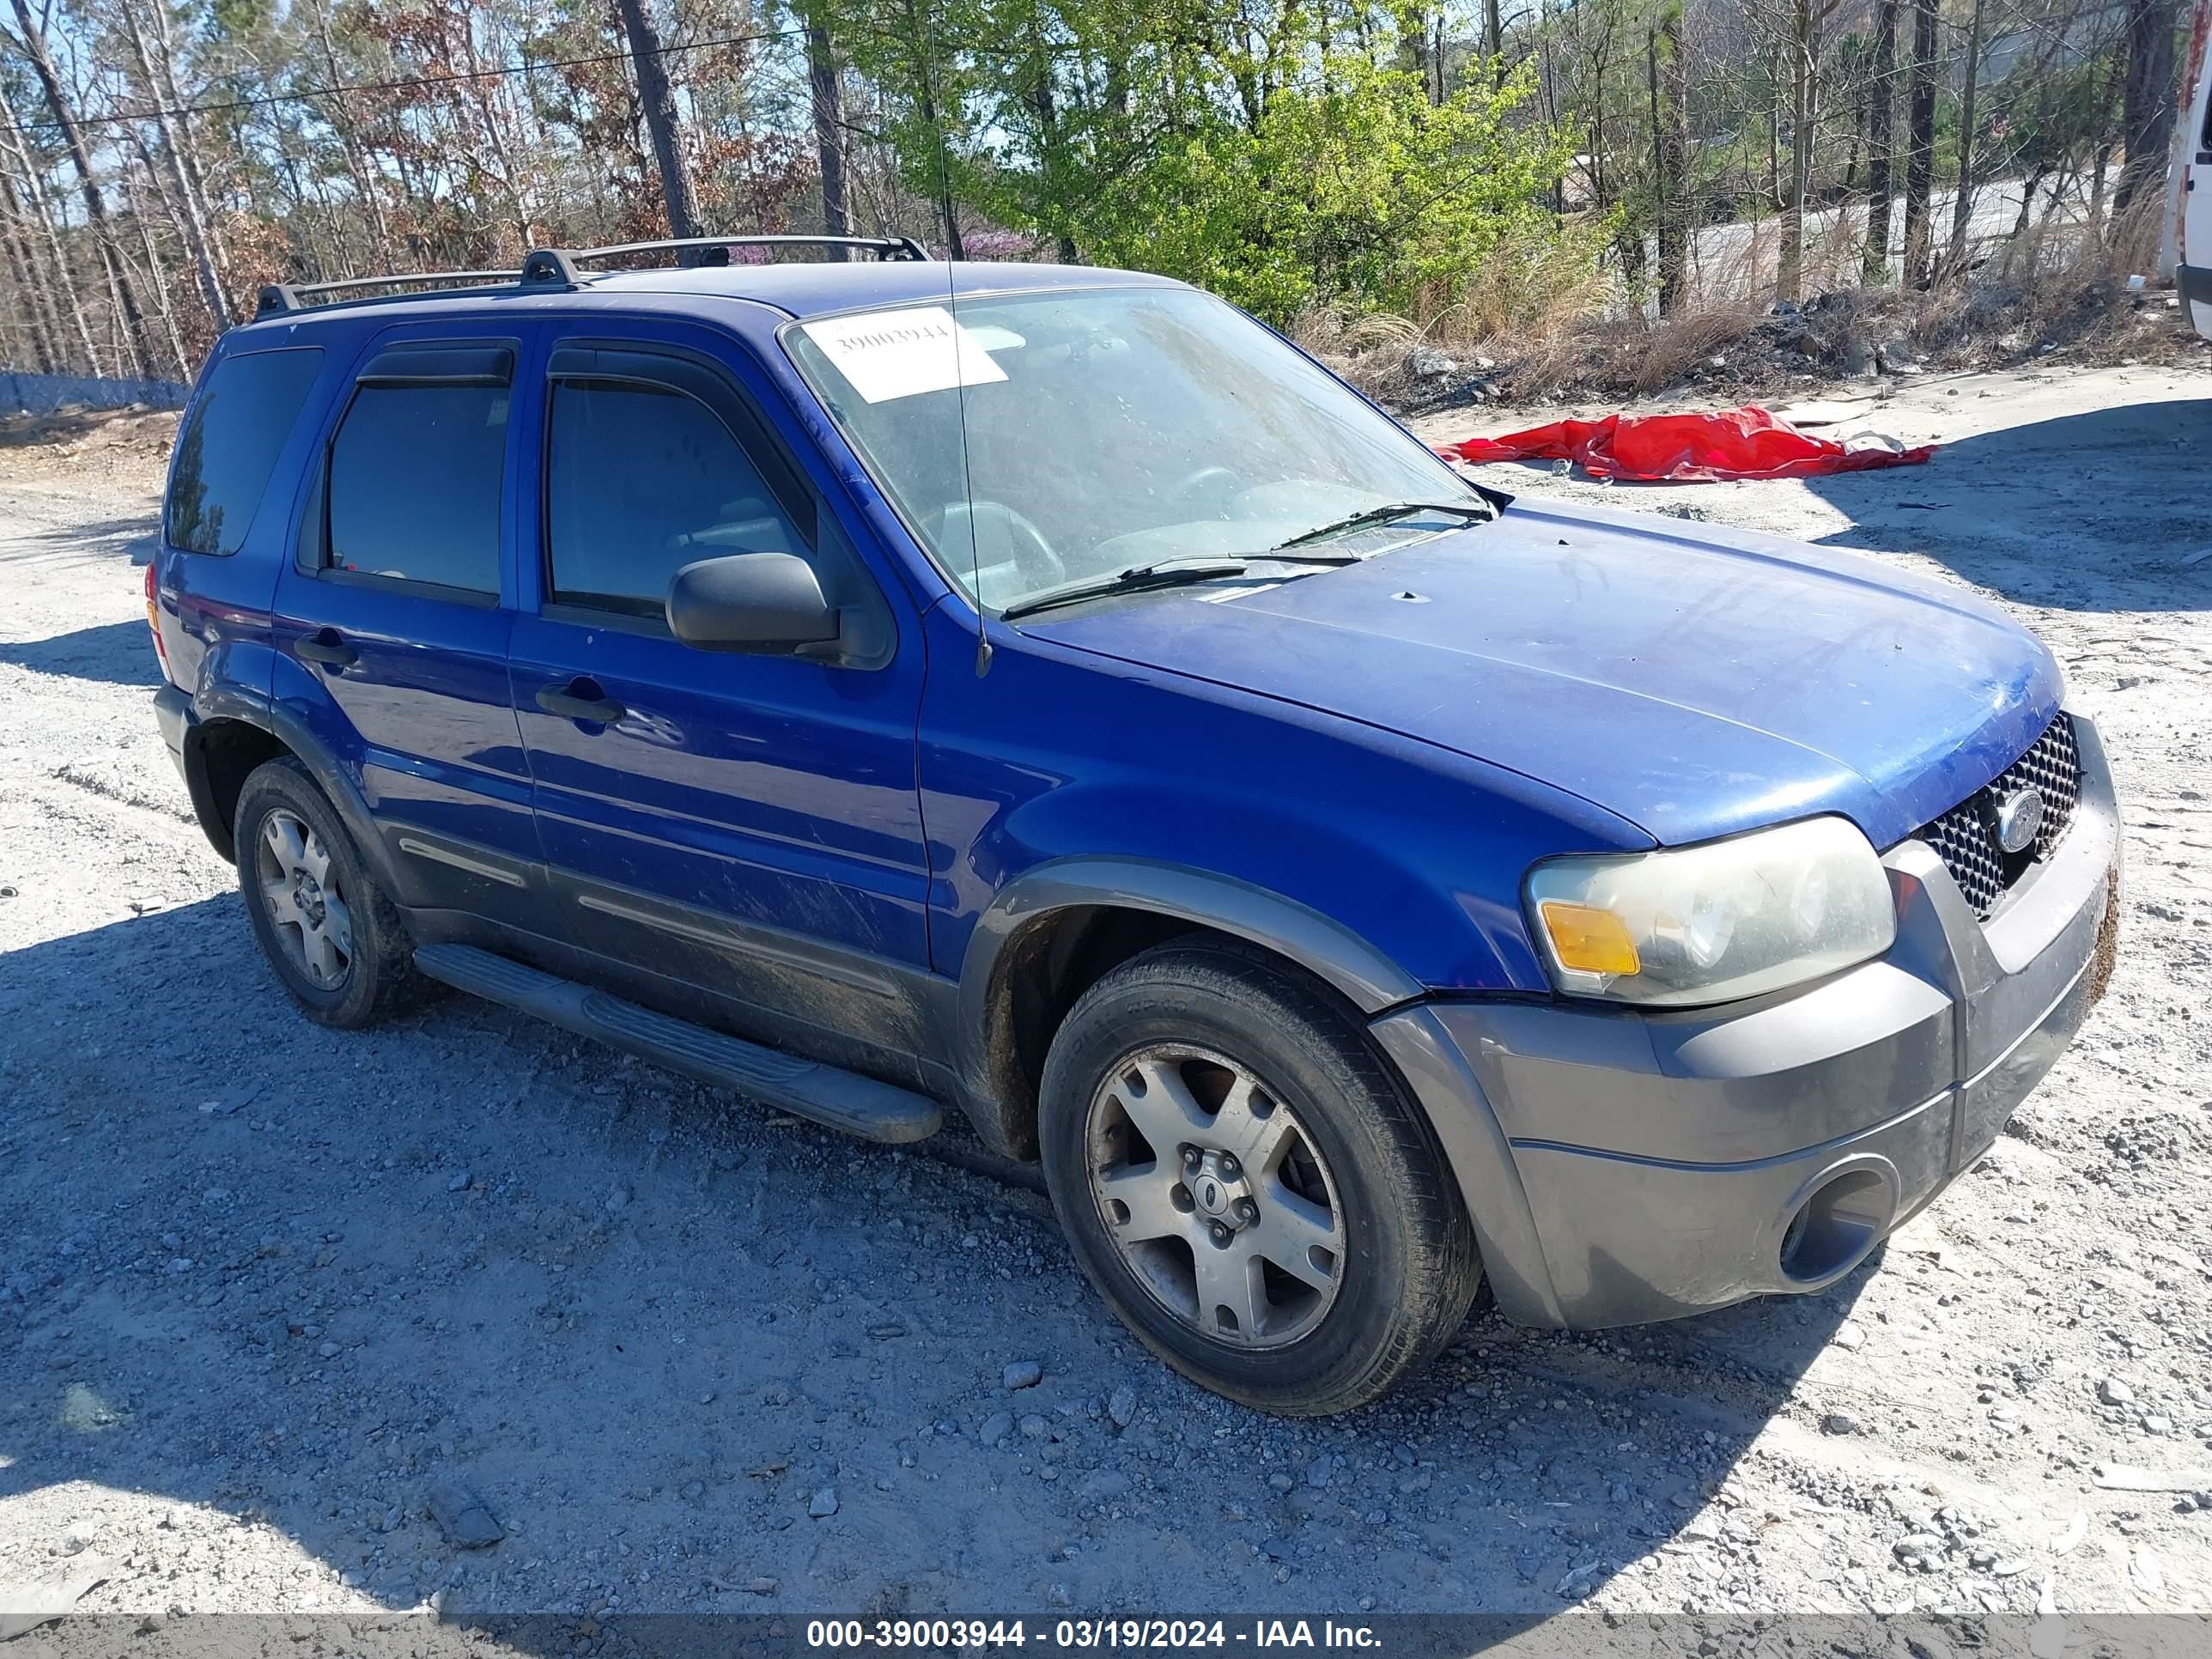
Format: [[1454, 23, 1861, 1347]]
[[1778, 1169, 1890, 1285]]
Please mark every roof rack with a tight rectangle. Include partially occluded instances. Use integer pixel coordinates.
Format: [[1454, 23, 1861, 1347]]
[[519, 233, 931, 290], [252, 232, 931, 321], [256, 269, 521, 319]]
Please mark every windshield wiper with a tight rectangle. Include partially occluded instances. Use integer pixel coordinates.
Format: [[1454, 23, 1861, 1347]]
[[1272, 498, 1492, 551], [998, 550, 1367, 622], [1000, 558, 1252, 621]]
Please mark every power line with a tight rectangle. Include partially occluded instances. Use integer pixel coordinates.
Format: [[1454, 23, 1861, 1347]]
[[0, 24, 812, 140]]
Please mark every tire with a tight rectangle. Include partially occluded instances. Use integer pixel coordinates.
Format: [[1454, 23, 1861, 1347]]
[[1037, 938, 1481, 1415], [234, 757, 430, 1030]]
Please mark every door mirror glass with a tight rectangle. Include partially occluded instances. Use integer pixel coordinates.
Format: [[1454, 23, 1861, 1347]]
[[667, 552, 842, 654]]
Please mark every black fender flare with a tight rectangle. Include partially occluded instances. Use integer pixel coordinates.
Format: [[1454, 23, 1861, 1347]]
[[185, 687, 415, 903], [957, 857, 1422, 1033], [948, 857, 1425, 1145]]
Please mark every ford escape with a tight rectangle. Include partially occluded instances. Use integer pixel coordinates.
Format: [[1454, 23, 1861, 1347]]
[[147, 236, 2121, 1413]]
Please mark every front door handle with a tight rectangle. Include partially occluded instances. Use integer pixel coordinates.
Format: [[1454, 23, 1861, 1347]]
[[537, 678, 626, 724], [295, 629, 356, 670]]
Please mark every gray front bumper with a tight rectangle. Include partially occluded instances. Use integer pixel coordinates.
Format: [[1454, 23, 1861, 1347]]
[[1374, 709, 2121, 1330]]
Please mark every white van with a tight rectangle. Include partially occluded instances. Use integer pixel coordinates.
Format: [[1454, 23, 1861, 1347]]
[[2166, 0, 2212, 337]]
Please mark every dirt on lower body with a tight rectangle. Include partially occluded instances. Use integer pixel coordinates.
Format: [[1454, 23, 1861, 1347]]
[[2, 366, 2209, 1633]]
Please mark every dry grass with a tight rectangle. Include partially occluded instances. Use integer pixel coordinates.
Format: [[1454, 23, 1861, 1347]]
[[1915, 193, 2171, 360], [1625, 306, 1768, 392], [1305, 191, 2197, 411], [1291, 222, 1615, 403]]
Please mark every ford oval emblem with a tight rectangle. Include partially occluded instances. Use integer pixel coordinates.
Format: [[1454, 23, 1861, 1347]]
[[1992, 785, 2045, 854]]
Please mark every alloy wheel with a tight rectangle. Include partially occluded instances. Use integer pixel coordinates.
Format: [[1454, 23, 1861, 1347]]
[[253, 807, 354, 990], [1084, 1044, 1346, 1348]]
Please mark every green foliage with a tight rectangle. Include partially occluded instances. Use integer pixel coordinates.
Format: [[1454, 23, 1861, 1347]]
[[1089, 59, 1576, 324], [884, 1, 1587, 327]]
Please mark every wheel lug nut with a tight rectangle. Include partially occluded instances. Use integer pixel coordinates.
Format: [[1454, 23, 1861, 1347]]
[[1236, 1198, 1258, 1224], [1218, 1155, 1240, 1178], [1183, 1146, 1202, 1170], [1209, 1222, 1231, 1245]]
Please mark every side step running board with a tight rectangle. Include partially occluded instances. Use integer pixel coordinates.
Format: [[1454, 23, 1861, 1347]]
[[413, 944, 941, 1145]]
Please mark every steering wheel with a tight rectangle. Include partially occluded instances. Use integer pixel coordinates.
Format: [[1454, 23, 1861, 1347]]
[[946, 499, 1066, 591], [1170, 465, 1241, 520]]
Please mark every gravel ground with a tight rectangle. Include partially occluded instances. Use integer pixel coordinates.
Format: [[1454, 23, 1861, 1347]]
[[2, 364, 2209, 1633]]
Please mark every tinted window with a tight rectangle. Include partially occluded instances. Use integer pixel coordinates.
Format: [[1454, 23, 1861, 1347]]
[[547, 380, 804, 615], [327, 382, 507, 592], [166, 348, 324, 555]]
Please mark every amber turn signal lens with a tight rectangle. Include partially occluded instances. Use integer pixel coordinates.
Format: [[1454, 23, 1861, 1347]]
[[1537, 900, 1641, 977]]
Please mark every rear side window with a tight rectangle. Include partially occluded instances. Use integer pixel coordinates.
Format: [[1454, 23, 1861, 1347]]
[[166, 348, 324, 555], [327, 382, 507, 593], [546, 380, 805, 615]]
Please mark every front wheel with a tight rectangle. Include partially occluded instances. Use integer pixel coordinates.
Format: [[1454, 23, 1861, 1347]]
[[1038, 939, 1481, 1415]]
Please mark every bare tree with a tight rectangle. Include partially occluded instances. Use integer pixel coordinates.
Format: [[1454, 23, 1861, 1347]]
[[1776, 0, 1814, 298], [0, 75, 98, 371], [137, 0, 226, 285], [1863, 0, 1896, 281], [311, 1, 396, 272], [615, 0, 702, 240], [804, 3, 852, 254], [0, 182, 55, 370], [1649, 9, 1688, 313], [2115, 0, 2177, 211], [121, 163, 190, 374], [1902, 0, 1936, 285], [1945, 0, 1988, 272], [117, 0, 230, 326], [4, 0, 158, 375]]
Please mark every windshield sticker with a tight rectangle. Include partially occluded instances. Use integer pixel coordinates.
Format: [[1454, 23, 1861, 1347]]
[[800, 307, 1008, 403]]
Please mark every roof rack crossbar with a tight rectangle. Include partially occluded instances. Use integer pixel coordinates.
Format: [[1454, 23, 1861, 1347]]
[[253, 230, 935, 321], [296, 268, 522, 297], [568, 234, 931, 265], [256, 268, 522, 319]]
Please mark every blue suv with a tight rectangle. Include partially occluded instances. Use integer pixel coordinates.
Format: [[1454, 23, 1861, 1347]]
[[148, 236, 2120, 1413]]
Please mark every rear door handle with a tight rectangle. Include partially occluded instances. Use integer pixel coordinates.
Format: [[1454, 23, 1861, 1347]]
[[537, 678, 626, 724], [295, 629, 356, 670]]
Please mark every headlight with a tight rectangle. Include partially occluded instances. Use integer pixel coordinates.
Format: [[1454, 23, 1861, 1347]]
[[1524, 816, 1895, 1007]]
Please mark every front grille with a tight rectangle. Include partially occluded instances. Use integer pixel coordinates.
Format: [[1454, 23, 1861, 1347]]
[[1913, 714, 2081, 919]]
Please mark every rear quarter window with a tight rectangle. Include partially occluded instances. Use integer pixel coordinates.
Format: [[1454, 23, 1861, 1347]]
[[165, 347, 325, 555]]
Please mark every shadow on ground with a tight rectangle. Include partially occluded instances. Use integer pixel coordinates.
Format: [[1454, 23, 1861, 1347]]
[[1796, 398, 2212, 612], [0, 510, 160, 568], [0, 893, 1866, 1628], [0, 620, 162, 687]]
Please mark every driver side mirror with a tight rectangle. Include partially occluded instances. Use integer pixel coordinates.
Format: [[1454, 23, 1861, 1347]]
[[666, 553, 843, 656]]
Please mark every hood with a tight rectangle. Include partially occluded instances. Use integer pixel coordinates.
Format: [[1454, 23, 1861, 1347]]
[[1019, 497, 2062, 848]]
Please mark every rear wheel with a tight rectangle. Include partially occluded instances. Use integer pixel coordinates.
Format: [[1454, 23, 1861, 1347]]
[[1038, 939, 1480, 1414], [234, 757, 429, 1029]]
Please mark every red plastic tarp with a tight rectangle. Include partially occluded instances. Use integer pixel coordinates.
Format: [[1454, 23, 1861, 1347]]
[[1437, 404, 1936, 483]]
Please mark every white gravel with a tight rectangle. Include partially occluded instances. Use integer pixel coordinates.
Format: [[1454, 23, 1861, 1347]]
[[2, 364, 2209, 1624]]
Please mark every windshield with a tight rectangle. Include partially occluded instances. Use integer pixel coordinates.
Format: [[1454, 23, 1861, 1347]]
[[783, 286, 1481, 614]]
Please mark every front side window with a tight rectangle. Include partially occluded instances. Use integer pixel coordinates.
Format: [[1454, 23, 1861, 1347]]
[[166, 347, 324, 555], [326, 381, 507, 592], [784, 287, 1480, 612], [546, 379, 805, 616]]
